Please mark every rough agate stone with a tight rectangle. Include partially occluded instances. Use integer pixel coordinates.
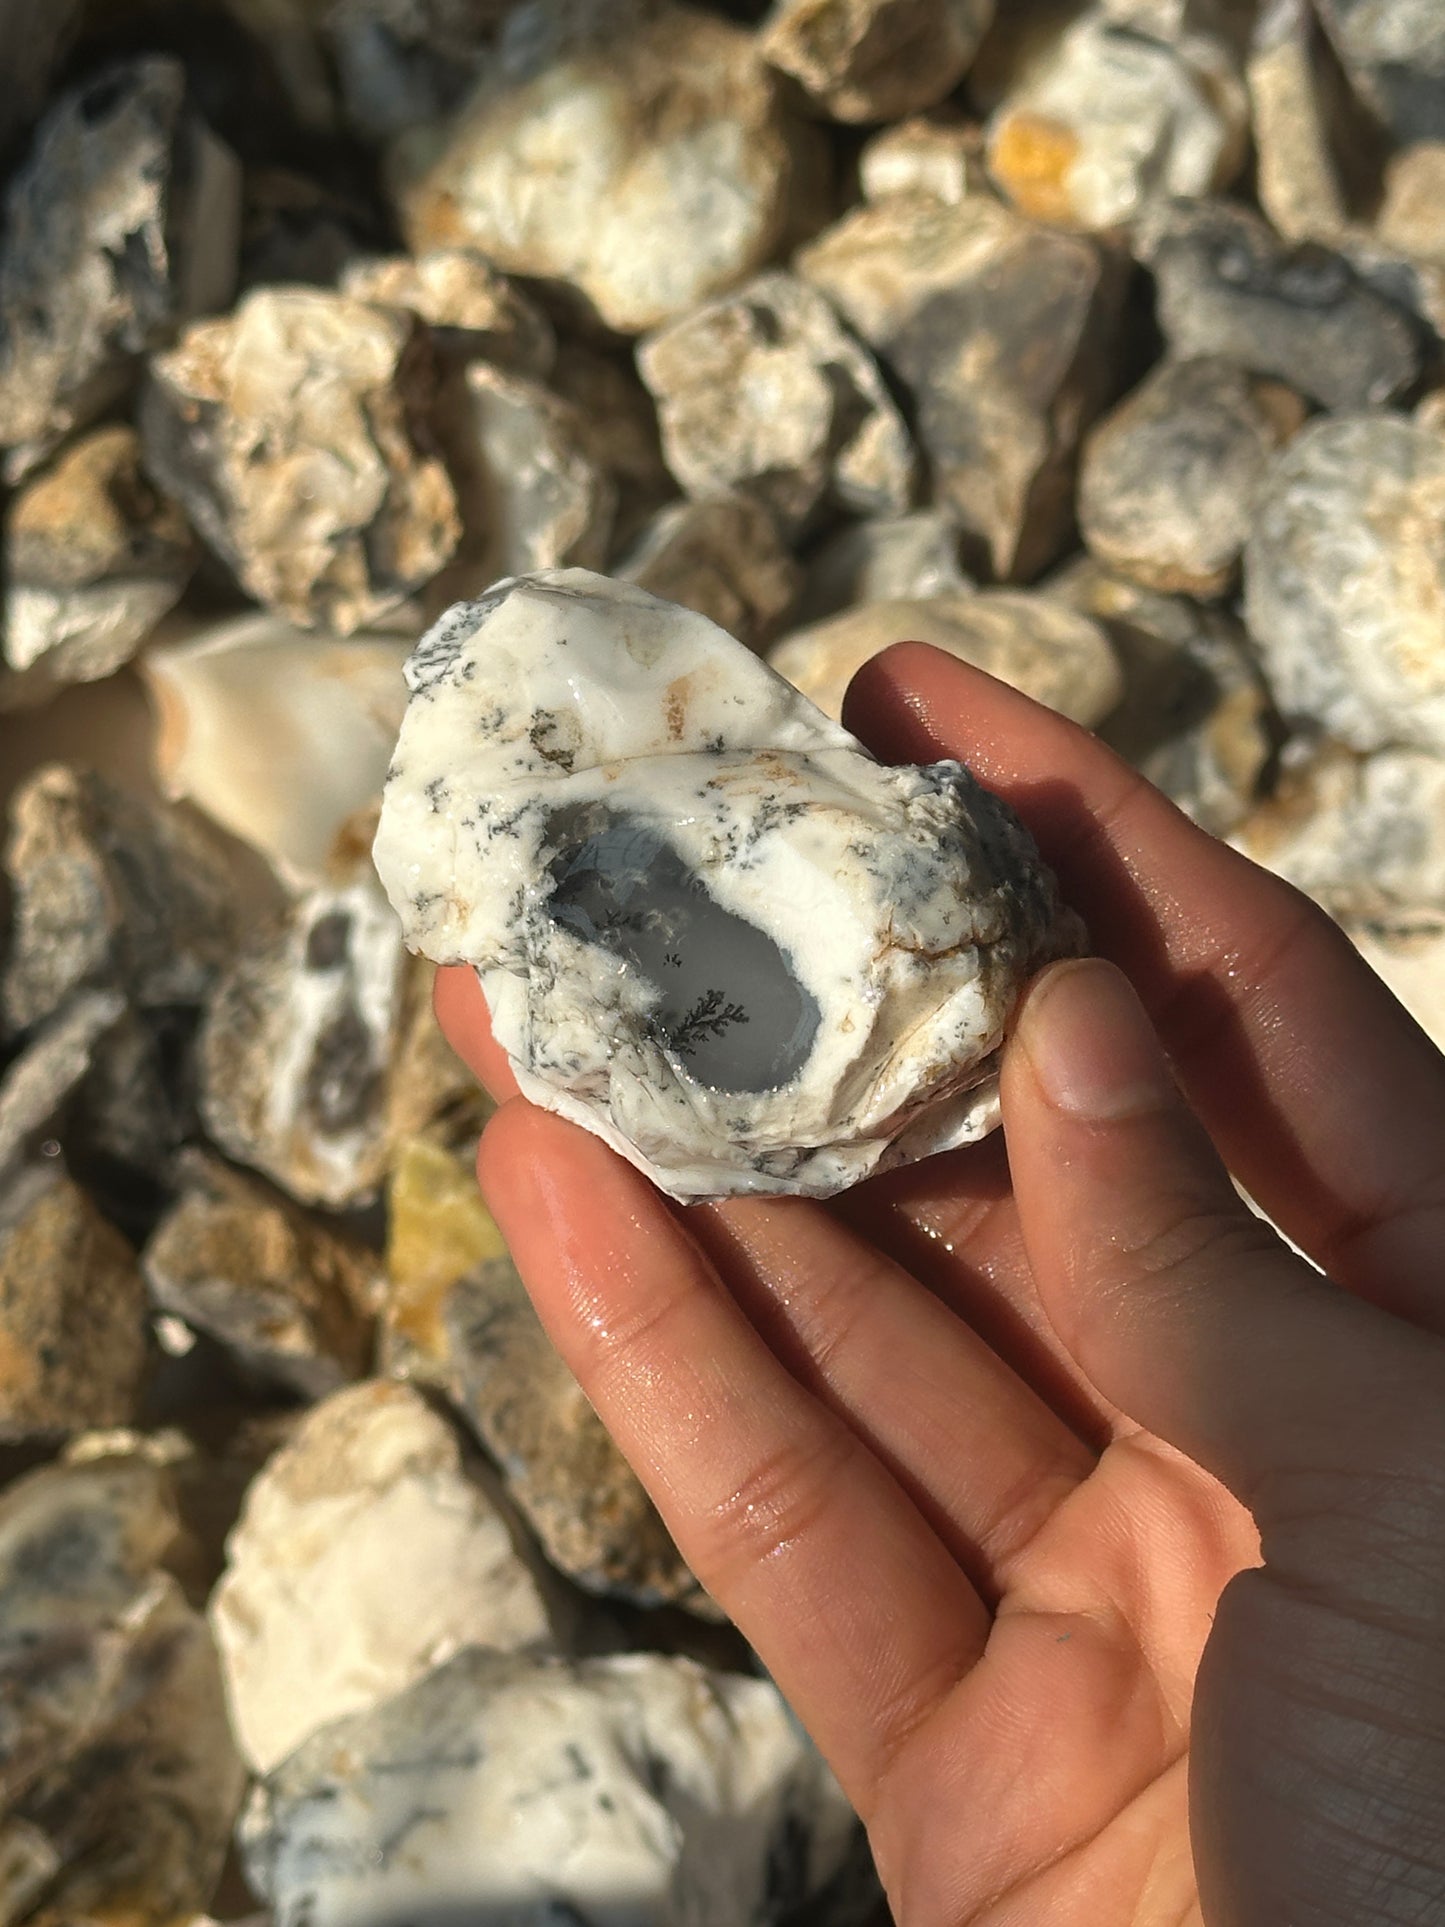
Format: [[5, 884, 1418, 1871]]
[[373, 570, 1082, 1202]]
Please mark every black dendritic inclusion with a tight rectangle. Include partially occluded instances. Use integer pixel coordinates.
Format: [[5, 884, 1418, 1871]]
[[545, 804, 820, 1093]]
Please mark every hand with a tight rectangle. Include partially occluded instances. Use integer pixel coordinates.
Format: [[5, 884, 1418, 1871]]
[[435, 644, 1445, 1927]]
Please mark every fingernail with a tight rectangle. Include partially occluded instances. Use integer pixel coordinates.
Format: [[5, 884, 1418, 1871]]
[[1017, 958, 1177, 1121]]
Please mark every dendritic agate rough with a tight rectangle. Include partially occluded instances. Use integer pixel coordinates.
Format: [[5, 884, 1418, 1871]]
[[373, 570, 1082, 1201]]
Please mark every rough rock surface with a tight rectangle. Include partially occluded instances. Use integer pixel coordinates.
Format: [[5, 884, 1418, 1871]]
[[761, 0, 995, 124], [1232, 743, 1445, 921], [2, 425, 196, 708], [1137, 198, 1422, 411], [2, 765, 238, 1034], [0, 1169, 149, 1441], [142, 286, 460, 633], [197, 873, 409, 1208], [1243, 412, 1445, 753], [985, 9, 1248, 230], [859, 112, 990, 203], [769, 588, 1122, 725], [374, 573, 1085, 1200], [794, 509, 974, 625], [617, 494, 801, 651], [390, 4, 822, 334], [210, 1379, 564, 1774], [1051, 556, 1274, 833], [0, 57, 241, 480], [142, 614, 413, 888], [1078, 357, 1307, 596], [798, 194, 1125, 579], [340, 245, 556, 377], [0, 1443, 244, 1924], [1246, 0, 1353, 242], [638, 271, 915, 537], [241, 1646, 859, 1927], [385, 1137, 707, 1609], [143, 1152, 380, 1399], [0, 991, 123, 1195], [1312, 0, 1445, 147]]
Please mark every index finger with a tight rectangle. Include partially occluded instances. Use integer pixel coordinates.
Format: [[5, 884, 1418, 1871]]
[[846, 644, 1445, 1334]]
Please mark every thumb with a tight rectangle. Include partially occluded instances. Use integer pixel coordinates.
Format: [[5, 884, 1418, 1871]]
[[1000, 958, 1445, 1532]]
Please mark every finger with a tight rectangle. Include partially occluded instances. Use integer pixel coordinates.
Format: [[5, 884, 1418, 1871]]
[[847, 645, 1445, 1334], [1002, 957, 1445, 1594], [687, 1192, 1096, 1602], [478, 1099, 988, 1812], [433, 964, 518, 1100]]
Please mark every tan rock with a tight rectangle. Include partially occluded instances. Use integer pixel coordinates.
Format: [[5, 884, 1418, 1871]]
[[1246, 0, 1352, 243], [1352, 919, 1445, 1059], [2, 425, 195, 709], [341, 246, 557, 377], [761, 0, 994, 123], [1378, 142, 1445, 265], [0, 1171, 148, 1442], [1079, 357, 1307, 597], [390, 4, 822, 334], [210, 1379, 564, 1773], [859, 112, 991, 204], [638, 270, 915, 536], [142, 286, 460, 634], [798, 194, 1125, 578], [617, 495, 800, 650], [767, 589, 1122, 724], [985, 9, 1248, 230]]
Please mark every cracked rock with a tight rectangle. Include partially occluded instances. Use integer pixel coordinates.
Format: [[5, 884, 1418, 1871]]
[[1136, 198, 1422, 411], [341, 246, 557, 379], [985, 8, 1248, 230], [2, 765, 239, 1035], [1242, 411, 1445, 754], [142, 286, 460, 634], [639, 271, 915, 538], [2, 424, 196, 708], [210, 1378, 565, 1774], [143, 1151, 380, 1401], [1079, 357, 1307, 597], [799, 194, 1126, 579], [0, 57, 241, 480], [760, 0, 995, 124], [617, 494, 801, 651], [389, 3, 823, 334]]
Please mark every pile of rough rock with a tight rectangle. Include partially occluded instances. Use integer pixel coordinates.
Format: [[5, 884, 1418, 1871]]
[[1, 0, 1443, 1919]]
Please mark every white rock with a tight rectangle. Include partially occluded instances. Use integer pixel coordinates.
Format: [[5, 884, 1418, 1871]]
[[241, 1647, 859, 1927], [859, 112, 991, 204], [1352, 918, 1445, 1058], [768, 590, 1123, 726], [211, 1379, 564, 1775], [142, 614, 412, 888], [794, 510, 974, 627], [373, 570, 1082, 1202], [761, 0, 995, 124]]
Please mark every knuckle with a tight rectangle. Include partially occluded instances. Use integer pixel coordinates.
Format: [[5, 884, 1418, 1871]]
[[698, 1428, 855, 1583]]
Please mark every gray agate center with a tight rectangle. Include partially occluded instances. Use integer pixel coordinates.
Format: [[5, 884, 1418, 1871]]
[[545, 803, 821, 1093]]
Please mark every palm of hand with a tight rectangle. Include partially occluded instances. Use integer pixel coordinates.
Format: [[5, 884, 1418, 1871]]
[[437, 646, 1445, 1926]]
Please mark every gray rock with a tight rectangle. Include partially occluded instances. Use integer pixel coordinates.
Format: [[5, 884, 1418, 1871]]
[[798, 194, 1126, 578], [389, 4, 825, 334], [385, 1137, 709, 1612], [142, 286, 461, 635], [1377, 143, 1445, 266], [0, 57, 241, 480], [143, 1151, 380, 1400], [197, 874, 409, 1209], [211, 1379, 566, 1774], [549, 341, 677, 553], [1078, 357, 1307, 597], [617, 495, 801, 650], [241, 1646, 858, 1927], [858, 111, 991, 204], [1050, 555, 1274, 833], [340, 246, 557, 379], [2, 425, 196, 707], [1243, 412, 1445, 754], [0, 1167, 149, 1442], [1313, 0, 1445, 147], [768, 588, 1122, 724], [1136, 197, 1422, 411], [0, 0, 82, 158], [1232, 743, 1445, 922], [761, 0, 994, 123], [638, 270, 916, 537], [325, 0, 507, 140], [2, 765, 239, 1035], [0, 1440, 244, 1924], [795, 508, 974, 626], [0, 989, 124, 1191], [984, 7, 1248, 230]]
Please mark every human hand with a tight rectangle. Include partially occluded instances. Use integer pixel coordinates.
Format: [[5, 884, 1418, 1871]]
[[435, 644, 1445, 1927]]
